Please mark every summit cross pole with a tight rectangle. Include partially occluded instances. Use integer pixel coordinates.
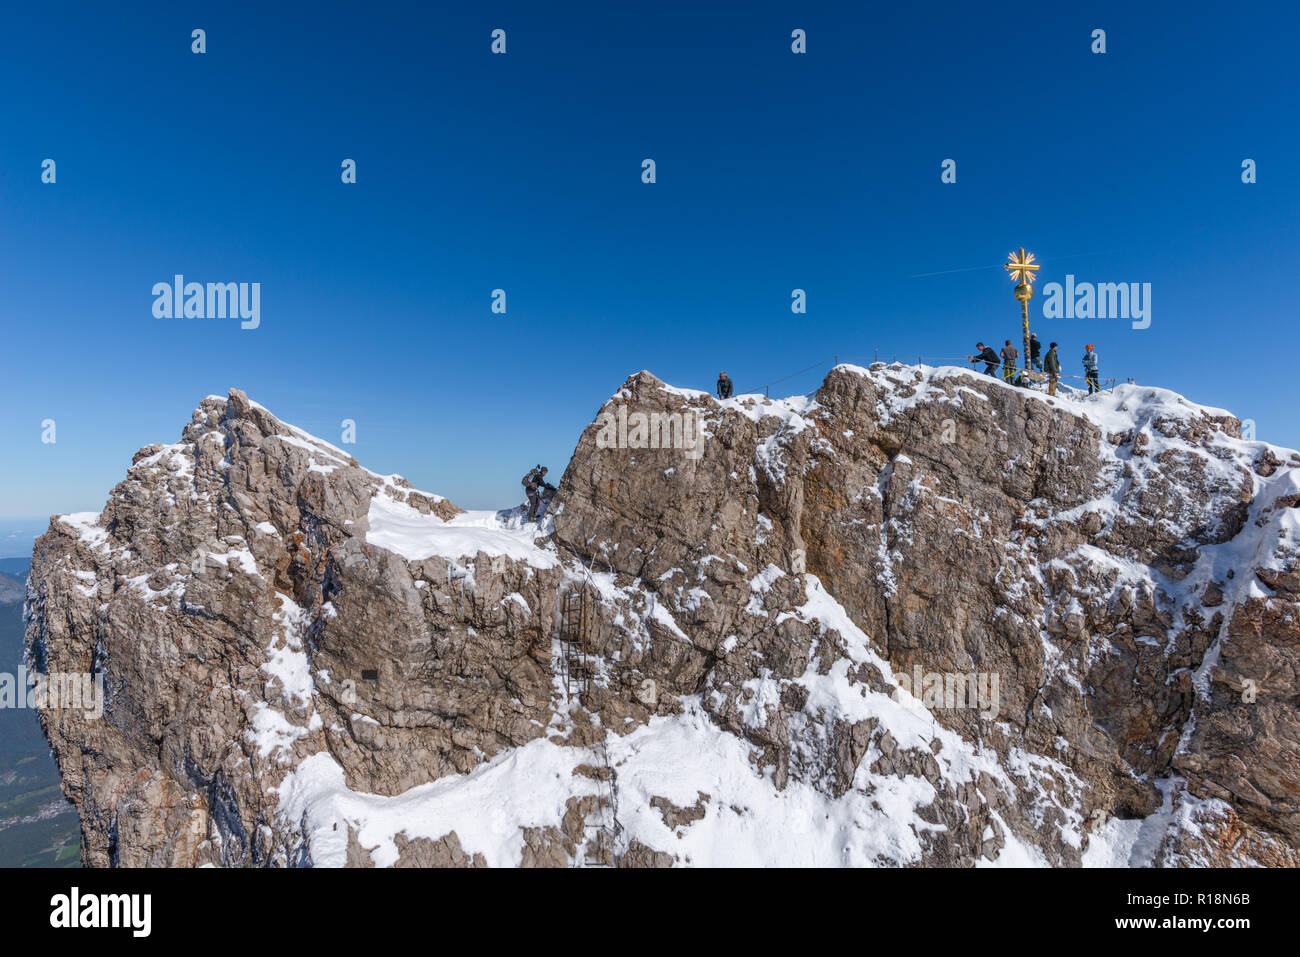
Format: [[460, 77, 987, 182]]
[[1005, 247, 1039, 378]]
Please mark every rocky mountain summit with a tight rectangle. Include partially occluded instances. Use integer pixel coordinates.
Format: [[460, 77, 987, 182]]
[[25, 366, 1300, 867]]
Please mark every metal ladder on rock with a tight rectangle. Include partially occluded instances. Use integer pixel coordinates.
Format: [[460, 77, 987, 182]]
[[558, 587, 620, 866], [560, 590, 594, 703]]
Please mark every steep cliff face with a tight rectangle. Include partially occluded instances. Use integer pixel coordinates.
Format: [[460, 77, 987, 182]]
[[25, 366, 1300, 867]]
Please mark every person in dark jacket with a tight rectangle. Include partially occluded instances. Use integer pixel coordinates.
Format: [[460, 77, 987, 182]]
[[1043, 341, 1061, 395], [522, 465, 548, 520], [716, 372, 734, 399], [536, 481, 558, 519], [968, 343, 1000, 376], [1029, 334, 1043, 371], [1000, 340, 1019, 383], [1083, 345, 1100, 394]]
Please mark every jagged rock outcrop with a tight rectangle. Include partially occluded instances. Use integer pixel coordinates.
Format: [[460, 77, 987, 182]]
[[26, 368, 1300, 867]]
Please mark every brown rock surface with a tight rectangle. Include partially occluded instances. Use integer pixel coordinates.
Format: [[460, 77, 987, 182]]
[[26, 369, 1300, 867]]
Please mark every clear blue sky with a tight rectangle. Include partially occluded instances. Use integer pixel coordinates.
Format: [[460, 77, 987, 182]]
[[2, 0, 1297, 532]]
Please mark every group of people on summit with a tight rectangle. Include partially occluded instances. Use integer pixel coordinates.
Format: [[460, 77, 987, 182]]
[[520, 350, 1104, 522], [968, 335, 1102, 395]]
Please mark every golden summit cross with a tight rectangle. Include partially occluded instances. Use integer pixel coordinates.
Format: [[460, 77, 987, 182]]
[[1005, 248, 1039, 285], [1005, 248, 1039, 377]]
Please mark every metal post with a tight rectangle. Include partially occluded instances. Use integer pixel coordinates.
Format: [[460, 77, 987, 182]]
[[1021, 297, 1031, 376]]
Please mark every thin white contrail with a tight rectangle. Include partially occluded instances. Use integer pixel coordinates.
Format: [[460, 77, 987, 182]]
[[909, 250, 1117, 279]]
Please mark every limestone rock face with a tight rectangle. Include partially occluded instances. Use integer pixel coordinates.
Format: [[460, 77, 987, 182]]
[[26, 369, 1300, 867]]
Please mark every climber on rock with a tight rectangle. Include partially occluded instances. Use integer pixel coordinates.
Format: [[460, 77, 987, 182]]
[[522, 465, 548, 521], [536, 481, 558, 520], [969, 342, 999, 376], [716, 371, 734, 399]]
